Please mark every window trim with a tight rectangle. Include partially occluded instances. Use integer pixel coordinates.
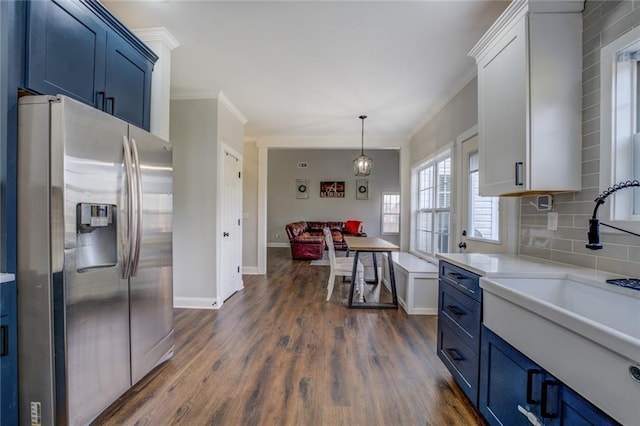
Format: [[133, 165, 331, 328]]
[[380, 191, 400, 236], [467, 148, 501, 243], [410, 144, 452, 258], [600, 25, 640, 233]]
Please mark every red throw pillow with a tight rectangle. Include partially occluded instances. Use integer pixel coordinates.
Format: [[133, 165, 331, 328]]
[[344, 220, 362, 234]]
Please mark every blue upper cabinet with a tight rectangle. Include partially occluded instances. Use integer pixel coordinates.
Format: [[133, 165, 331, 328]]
[[104, 30, 152, 129], [25, 0, 156, 130]]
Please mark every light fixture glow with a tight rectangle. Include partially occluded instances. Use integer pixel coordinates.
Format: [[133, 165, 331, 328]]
[[353, 115, 373, 176]]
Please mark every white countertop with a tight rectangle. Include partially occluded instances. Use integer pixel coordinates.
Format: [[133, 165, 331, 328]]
[[1, 273, 15, 283], [436, 252, 619, 283]]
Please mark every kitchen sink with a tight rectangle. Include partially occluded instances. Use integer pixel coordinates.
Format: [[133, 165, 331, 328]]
[[480, 274, 640, 425]]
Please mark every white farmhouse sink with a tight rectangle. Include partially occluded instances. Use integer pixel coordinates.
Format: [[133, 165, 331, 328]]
[[480, 275, 640, 425]]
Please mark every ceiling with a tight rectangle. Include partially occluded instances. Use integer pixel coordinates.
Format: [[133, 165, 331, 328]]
[[102, 0, 509, 143]]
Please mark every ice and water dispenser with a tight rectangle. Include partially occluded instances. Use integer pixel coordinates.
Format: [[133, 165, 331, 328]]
[[76, 203, 117, 272]]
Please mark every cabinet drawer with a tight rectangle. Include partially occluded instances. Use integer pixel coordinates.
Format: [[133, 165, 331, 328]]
[[438, 322, 479, 406], [1, 282, 16, 318], [439, 261, 480, 301], [439, 281, 481, 351]]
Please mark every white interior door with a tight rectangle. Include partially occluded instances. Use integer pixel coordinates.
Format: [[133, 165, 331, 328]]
[[220, 146, 243, 301], [459, 133, 512, 253]]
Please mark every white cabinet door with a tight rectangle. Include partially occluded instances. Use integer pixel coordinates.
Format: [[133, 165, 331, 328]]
[[478, 16, 527, 196]]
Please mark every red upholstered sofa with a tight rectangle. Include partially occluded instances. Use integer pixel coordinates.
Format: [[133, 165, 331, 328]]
[[285, 220, 367, 260]]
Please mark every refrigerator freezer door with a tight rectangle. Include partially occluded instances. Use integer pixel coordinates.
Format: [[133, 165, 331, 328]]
[[57, 97, 132, 425], [128, 125, 174, 384]]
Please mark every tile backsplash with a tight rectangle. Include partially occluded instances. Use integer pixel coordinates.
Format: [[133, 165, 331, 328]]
[[519, 1, 640, 277]]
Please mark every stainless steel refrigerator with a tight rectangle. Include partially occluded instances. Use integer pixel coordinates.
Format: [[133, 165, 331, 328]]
[[17, 95, 174, 425]]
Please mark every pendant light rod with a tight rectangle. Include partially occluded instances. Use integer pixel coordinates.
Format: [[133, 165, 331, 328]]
[[359, 115, 367, 155]]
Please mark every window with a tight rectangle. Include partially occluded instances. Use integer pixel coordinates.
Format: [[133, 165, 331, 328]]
[[381, 192, 400, 234], [413, 149, 451, 256], [468, 150, 500, 241], [600, 26, 640, 228]]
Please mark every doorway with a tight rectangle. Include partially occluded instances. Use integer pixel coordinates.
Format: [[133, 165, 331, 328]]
[[219, 144, 243, 302]]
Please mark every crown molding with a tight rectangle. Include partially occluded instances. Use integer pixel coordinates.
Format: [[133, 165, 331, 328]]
[[408, 66, 477, 140], [255, 135, 407, 149], [170, 90, 248, 125], [468, 0, 584, 61], [133, 27, 180, 50], [217, 91, 248, 125]]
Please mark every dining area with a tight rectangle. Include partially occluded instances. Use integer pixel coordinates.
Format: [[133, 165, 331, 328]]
[[322, 227, 401, 309]]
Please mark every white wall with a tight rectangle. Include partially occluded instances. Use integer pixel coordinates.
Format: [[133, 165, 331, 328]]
[[170, 99, 219, 306], [242, 141, 259, 270], [267, 149, 400, 246]]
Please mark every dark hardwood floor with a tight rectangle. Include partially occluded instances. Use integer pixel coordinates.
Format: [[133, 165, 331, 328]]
[[94, 248, 484, 425]]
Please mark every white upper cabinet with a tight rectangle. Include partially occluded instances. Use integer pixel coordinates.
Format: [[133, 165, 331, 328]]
[[469, 1, 583, 196]]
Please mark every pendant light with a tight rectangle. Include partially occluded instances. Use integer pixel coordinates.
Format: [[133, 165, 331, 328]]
[[353, 115, 373, 176]]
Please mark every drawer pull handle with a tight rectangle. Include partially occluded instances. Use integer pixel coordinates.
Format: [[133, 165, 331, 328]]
[[541, 380, 558, 419], [0, 325, 8, 357], [447, 272, 464, 280], [526, 369, 541, 404], [446, 305, 465, 317], [445, 347, 464, 362]]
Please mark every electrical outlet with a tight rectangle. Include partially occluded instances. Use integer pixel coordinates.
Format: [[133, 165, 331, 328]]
[[547, 212, 558, 231]]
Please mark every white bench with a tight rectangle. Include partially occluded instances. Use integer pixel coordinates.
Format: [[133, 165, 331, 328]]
[[380, 252, 439, 315]]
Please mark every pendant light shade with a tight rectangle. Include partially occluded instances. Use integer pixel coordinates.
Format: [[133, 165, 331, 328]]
[[353, 115, 373, 176]]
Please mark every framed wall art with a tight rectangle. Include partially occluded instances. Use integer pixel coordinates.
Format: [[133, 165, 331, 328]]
[[320, 181, 345, 198], [356, 179, 368, 200], [295, 179, 309, 199]]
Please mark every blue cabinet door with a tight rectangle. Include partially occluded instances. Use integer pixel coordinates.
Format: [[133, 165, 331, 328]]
[[104, 31, 153, 130], [480, 326, 546, 426], [558, 386, 619, 426], [1, 281, 18, 426], [26, 0, 106, 108]]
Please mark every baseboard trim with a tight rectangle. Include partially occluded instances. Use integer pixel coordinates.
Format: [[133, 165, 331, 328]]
[[268, 242, 289, 248], [243, 266, 261, 275], [173, 297, 219, 310]]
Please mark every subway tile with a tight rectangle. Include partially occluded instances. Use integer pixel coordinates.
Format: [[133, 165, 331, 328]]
[[582, 75, 600, 96], [582, 89, 600, 110], [582, 145, 600, 162], [520, 195, 537, 207], [596, 257, 640, 276], [551, 238, 573, 252], [521, 214, 537, 225], [556, 226, 590, 240], [601, 7, 640, 45], [573, 187, 600, 202], [582, 117, 600, 135], [600, 0, 633, 30], [582, 132, 600, 149], [521, 202, 540, 215], [582, 62, 600, 83], [582, 159, 600, 175], [583, 34, 602, 56], [573, 240, 629, 259], [573, 214, 592, 227], [582, 173, 600, 188], [629, 246, 640, 262], [554, 200, 594, 215], [552, 250, 597, 269], [583, 14, 604, 44], [583, 1, 605, 17], [558, 214, 574, 228], [554, 192, 575, 204], [583, 2, 603, 28], [520, 245, 552, 260], [582, 103, 600, 122], [601, 231, 640, 246]]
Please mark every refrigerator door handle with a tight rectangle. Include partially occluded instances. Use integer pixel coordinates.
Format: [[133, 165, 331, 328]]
[[130, 138, 143, 276], [122, 136, 136, 279]]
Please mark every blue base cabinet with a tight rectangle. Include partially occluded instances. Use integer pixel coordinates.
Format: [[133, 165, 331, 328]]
[[1, 281, 18, 426], [25, 0, 156, 130], [480, 326, 619, 426], [437, 261, 482, 406]]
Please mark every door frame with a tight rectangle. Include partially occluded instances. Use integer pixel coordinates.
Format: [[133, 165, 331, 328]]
[[455, 126, 519, 254], [216, 141, 243, 306]]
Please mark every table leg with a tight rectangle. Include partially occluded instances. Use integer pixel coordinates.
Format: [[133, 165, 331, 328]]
[[348, 251, 360, 307]]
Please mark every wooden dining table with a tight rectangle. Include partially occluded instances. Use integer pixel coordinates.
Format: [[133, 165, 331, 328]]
[[343, 236, 400, 308]]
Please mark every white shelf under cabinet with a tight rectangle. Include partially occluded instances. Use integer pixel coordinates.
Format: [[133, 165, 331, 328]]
[[469, 0, 583, 196]]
